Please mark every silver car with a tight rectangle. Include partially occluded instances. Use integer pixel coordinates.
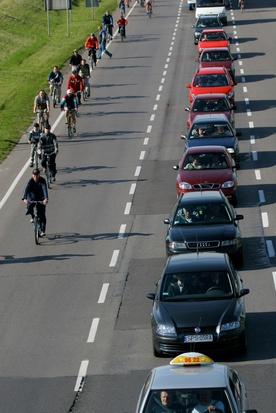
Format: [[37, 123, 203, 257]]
[[135, 352, 258, 413]]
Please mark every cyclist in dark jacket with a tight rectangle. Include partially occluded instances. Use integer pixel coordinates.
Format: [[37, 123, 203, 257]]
[[38, 125, 59, 181], [28, 123, 42, 167], [101, 11, 114, 40], [22, 168, 48, 236]]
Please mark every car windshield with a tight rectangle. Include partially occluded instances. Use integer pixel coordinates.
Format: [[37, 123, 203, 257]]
[[144, 388, 232, 413], [201, 51, 231, 61], [197, 0, 225, 6], [189, 122, 233, 138], [192, 98, 229, 112], [161, 271, 233, 301], [183, 152, 228, 170], [194, 74, 229, 87], [173, 202, 232, 225]]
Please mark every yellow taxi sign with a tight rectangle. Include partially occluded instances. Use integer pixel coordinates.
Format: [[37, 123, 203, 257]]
[[170, 352, 214, 366]]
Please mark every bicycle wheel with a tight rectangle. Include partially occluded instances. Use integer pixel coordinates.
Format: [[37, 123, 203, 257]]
[[46, 164, 51, 189], [34, 216, 40, 245], [149, 6, 152, 17], [68, 116, 73, 139], [53, 88, 57, 108]]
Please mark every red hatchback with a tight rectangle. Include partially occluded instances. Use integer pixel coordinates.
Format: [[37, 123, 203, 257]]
[[197, 29, 232, 53], [173, 145, 238, 204], [185, 93, 236, 129], [186, 67, 237, 104]]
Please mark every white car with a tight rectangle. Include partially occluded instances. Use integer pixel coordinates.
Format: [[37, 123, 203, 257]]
[[135, 352, 258, 413]]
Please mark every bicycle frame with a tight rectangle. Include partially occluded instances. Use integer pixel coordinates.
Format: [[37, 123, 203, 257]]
[[36, 110, 48, 129], [67, 109, 76, 139], [30, 201, 43, 244], [51, 82, 59, 108], [44, 151, 55, 188]]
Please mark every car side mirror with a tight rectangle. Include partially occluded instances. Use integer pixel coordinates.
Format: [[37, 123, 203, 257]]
[[181, 135, 187, 140], [185, 107, 190, 112], [233, 81, 237, 86], [147, 293, 156, 300], [195, 59, 199, 62], [236, 131, 242, 136], [239, 288, 250, 297], [173, 165, 179, 171], [235, 214, 244, 221], [233, 57, 238, 61], [186, 84, 191, 88], [164, 218, 170, 224], [232, 104, 237, 110], [229, 37, 232, 42]]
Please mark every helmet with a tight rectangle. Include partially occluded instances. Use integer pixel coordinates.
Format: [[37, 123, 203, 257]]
[[33, 168, 40, 175], [67, 89, 73, 94]]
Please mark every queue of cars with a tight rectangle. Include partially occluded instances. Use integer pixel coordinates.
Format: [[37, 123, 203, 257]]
[[138, 5, 258, 413]]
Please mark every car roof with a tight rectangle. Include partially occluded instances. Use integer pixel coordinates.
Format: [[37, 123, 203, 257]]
[[150, 360, 229, 390], [185, 145, 228, 155], [201, 47, 230, 53], [179, 190, 225, 203], [201, 29, 225, 34], [196, 67, 227, 75], [193, 113, 229, 122], [192, 93, 229, 99]]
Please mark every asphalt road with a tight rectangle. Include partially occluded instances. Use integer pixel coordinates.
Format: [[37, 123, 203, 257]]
[[0, 0, 275, 412]]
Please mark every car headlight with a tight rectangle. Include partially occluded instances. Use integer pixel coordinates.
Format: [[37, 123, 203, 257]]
[[227, 147, 235, 154], [221, 239, 238, 246], [195, 31, 201, 37], [222, 181, 234, 189], [169, 241, 187, 250], [179, 182, 192, 190], [218, 321, 240, 333], [156, 324, 177, 336]]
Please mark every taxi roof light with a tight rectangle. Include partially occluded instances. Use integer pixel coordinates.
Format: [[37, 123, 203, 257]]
[[170, 352, 214, 366]]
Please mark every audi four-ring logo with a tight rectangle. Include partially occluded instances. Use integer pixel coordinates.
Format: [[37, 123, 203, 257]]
[[198, 242, 211, 247]]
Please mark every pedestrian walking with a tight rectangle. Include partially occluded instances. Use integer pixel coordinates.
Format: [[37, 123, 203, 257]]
[[97, 26, 112, 59]]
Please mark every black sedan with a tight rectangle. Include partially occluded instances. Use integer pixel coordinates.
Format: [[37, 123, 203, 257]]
[[164, 190, 244, 265], [192, 15, 222, 44], [147, 252, 249, 357]]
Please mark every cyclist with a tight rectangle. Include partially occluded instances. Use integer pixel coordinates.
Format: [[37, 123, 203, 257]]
[[60, 89, 78, 131], [28, 122, 42, 167], [118, 0, 126, 15], [69, 49, 82, 72], [84, 33, 99, 69], [77, 59, 91, 97], [101, 11, 114, 41], [145, 0, 153, 13], [33, 90, 50, 125], [22, 168, 48, 236], [47, 65, 63, 103], [38, 124, 59, 182], [66, 69, 84, 105], [116, 14, 128, 38]]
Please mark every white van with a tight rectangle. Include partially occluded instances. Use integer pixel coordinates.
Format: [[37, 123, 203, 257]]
[[195, 0, 227, 25]]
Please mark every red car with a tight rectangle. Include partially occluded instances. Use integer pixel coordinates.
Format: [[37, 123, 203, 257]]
[[197, 29, 232, 54], [173, 145, 238, 204], [186, 67, 237, 104], [185, 93, 236, 129], [197, 47, 237, 81]]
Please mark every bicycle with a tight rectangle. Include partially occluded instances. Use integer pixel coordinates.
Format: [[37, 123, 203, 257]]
[[33, 144, 40, 169], [119, 24, 126, 41], [43, 151, 56, 189], [30, 201, 44, 245], [118, 1, 125, 15], [50, 82, 59, 108], [87, 47, 97, 70], [81, 77, 90, 101], [36, 109, 49, 129], [146, 1, 152, 17], [66, 109, 76, 139]]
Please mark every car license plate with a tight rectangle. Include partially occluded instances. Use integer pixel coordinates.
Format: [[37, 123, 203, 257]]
[[184, 334, 213, 343]]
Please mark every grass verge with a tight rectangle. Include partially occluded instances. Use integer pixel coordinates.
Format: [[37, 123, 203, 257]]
[[0, 0, 117, 163]]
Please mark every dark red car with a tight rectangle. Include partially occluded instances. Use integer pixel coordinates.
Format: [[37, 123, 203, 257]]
[[197, 47, 237, 80], [186, 66, 237, 104], [185, 93, 236, 129], [173, 145, 238, 204]]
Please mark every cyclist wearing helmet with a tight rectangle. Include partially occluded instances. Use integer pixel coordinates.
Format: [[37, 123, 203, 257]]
[[60, 89, 78, 131], [66, 69, 84, 105]]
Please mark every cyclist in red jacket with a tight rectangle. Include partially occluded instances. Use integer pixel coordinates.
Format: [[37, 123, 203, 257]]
[[66, 70, 84, 105]]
